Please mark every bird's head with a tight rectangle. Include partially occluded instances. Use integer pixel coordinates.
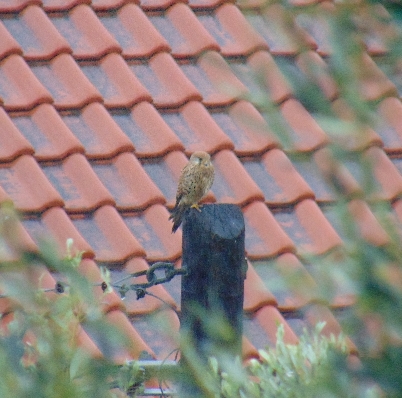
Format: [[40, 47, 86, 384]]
[[190, 151, 212, 167]]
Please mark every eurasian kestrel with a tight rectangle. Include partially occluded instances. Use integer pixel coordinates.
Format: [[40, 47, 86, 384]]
[[169, 151, 214, 233]]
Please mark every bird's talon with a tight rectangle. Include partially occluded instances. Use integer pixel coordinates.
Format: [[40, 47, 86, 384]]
[[191, 204, 202, 212]]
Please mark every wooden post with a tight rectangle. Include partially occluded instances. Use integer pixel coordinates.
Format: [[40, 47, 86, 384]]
[[179, 204, 246, 395]]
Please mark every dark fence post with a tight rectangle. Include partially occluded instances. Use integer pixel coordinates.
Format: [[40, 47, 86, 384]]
[[179, 204, 246, 396]]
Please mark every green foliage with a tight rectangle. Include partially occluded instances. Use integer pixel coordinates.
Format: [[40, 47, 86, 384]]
[[207, 323, 368, 398], [0, 228, 127, 398]]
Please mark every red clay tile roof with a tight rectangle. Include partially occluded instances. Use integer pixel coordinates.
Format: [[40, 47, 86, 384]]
[[0, 0, 399, 363]]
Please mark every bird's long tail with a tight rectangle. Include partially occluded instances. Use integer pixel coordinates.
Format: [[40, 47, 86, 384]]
[[169, 204, 187, 233]]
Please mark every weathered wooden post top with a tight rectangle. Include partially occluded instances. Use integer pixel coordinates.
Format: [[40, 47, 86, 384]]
[[180, 203, 246, 392]]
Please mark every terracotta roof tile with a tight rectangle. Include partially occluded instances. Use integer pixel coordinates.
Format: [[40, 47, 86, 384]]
[[244, 3, 316, 56], [111, 257, 176, 315], [72, 205, 146, 263], [313, 147, 361, 199], [0, 54, 52, 111], [11, 103, 84, 161], [274, 199, 342, 255], [0, 0, 41, 13], [104, 309, 154, 361], [61, 102, 133, 159], [130, 52, 201, 108], [181, 51, 247, 107], [376, 96, 402, 155], [188, 0, 227, 10], [0, 21, 22, 61], [140, 0, 181, 11], [75, 325, 103, 358], [30, 53, 102, 110], [231, 50, 292, 104], [212, 149, 263, 205], [325, 145, 402, 201], [303, 303, 357, 353], [41, 153, 115, 213], [211, 100, 278, 156], [292, 148, 360, 203], [130, 308, 179, 359], [198, 3, 267, 57], [149, 3, 219, 58], [91, 0, 128, 11], [243, 260, 277, 312], [0, 107, 34, 162], [123, 204, 182, 262], [327, 100, 383, 151], [322, 199, 389, 247], [49, 4, 121, 60], [23, 206, 94, 258], [242, 148, 315, 206], [98, 3, 170, 58], [111, 102, 184, 158], [242, 335, 259, 360], [161, 101, 234, 155], [91, 152, 166, 211], [293, 1, 332, 57], [243, 201, 295, 259], [392, 199, 402, 228], [356, 4, 396, 56], [279, 98, 329, 152], [253, 253, 318, 312], [0, 217, 37, 262], [357, 53, 398, 101], [365, 146, 402, 201], [80, 53, 151, 108], [2, 5, 71, 61], [245, 306, 299, 348], [295, 50, 338, 101], [0, 155, 63, 213], [42, 0, 91, 12]]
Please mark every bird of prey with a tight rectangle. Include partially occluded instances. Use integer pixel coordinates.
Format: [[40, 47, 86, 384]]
[[169, 151, 214, 233]]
